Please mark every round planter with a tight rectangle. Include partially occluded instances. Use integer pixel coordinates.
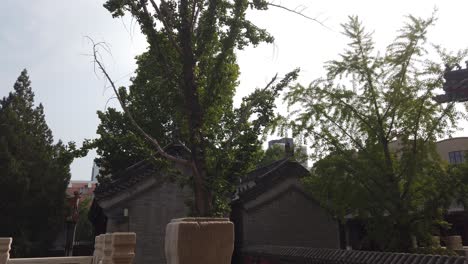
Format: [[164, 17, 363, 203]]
[[165, 218, 234, 264], [445, 235, 463, 250]]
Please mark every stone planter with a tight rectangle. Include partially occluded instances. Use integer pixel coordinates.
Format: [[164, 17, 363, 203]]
[[165, 218, 234, 264], [445, 235, 463, 250]]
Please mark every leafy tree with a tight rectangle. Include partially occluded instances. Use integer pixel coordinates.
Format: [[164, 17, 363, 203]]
[[74, 197, 94, 242], [284, 15, 468, 251], [257, 144, 308, 168], [258, 145, 286, 167], [90, 0, 301, 216], [0, 70, 77, 257]]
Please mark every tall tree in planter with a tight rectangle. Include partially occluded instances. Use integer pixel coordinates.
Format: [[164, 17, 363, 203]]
[[92, 0, 301, 216], [283, 15, 468, 251], [0, 70, 77, 257]]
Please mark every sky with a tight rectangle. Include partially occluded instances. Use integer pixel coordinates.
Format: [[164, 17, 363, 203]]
[[1, 0, 468, 181]]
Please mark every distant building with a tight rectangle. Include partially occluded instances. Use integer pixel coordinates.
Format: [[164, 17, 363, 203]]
[[268, 138, 294, 150], [50, 180, 98, 256], [91, 162, 100, 182], [389, 137, 468, 165], [67, 181, 97, 201], [436, 137, 468, 164], [268, 138, 308, 168]]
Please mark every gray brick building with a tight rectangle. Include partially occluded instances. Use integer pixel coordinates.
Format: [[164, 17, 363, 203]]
[[231, 158, 341, 264], [90, 151, 339, 264], [90, 157, 192, 264]]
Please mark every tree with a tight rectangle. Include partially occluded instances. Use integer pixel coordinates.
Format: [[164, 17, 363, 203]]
[[257, 145, 286, 167], [74, 197, 94, 242], [0, 70, 77, 257], [257, 144, 309, 168], [90, 0, 302, 216], [284, 15, 468, 251]]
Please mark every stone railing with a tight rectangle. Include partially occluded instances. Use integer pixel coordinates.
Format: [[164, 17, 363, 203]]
[[0, 232, 136, 264]]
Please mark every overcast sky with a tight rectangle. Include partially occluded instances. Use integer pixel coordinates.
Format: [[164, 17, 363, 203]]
[[1, 0, 468, 181]]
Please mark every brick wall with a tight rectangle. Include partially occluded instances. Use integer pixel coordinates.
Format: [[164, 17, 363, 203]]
[[241, 178, 340, 249], [105, 181, 191, 264]]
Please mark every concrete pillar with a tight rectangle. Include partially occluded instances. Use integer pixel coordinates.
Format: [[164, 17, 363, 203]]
[[111, 233, 136, 264], [0, 238, 12, 264]]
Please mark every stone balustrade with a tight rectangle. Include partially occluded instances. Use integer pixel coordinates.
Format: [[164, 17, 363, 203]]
[[8, 256, 93, 264], [0, 233, 136, 264]]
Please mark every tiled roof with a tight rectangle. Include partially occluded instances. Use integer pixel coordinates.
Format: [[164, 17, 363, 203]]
[[234, 158, 310, 202], [93, 143, 190, 201], [94, 160, 158, 201], [242, 245, 466, 264]]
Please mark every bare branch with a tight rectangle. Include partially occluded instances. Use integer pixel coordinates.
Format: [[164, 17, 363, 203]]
[[264, 2, 332, 30], [262, 73, 278, 92], [86, 37, 191, 167], [104, 96, 118, 109]]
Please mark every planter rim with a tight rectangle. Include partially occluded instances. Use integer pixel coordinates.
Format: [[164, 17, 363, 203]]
[[170, 217, 230, 223]]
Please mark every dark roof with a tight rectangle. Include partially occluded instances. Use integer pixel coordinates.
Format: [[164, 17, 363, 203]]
[[235, 158, 310, 203], [94, 151, 309, 203], [93, 143, 190, 201], [242, 245, 466, 264], [94, 160, 159, 201]]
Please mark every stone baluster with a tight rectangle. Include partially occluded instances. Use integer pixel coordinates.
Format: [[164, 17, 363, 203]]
[[111, 233, 136, 264], [101, 234, 113, 264], [93, 235, 104, 264], [0, 238, 12, 264]]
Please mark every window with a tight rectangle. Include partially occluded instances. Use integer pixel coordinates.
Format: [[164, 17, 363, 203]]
[[449, 151, 465, 164]]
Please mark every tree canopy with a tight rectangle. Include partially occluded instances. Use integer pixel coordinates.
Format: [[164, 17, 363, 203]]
[[88, 0, 300, 216], [0, 70, 77, 257], [284, 15, 468, 251]]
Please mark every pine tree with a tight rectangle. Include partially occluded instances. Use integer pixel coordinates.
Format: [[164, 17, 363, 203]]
[[0, 70, 75, 257]]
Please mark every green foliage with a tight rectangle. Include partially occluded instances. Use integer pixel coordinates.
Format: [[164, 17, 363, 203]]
[[258, 144, 308, 168], [0, 70, 77, 257], [74, 198, 94, 242], [258, 145, 286, 167], [90, 0, 299, 215], [285, 15, 468, 252]]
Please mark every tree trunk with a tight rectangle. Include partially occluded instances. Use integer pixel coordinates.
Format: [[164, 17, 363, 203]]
[[180, 0, 213, 216]]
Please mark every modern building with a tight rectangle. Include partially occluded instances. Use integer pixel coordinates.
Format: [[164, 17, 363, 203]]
[[91, 162, 100, 182], [436, 137, 468, 164], [268, 138, 308, 168]]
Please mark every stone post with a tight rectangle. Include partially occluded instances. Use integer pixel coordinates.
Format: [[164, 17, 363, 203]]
[[111, 233, 136, 264], [93, 235, 104, 264], [0, 238, 12, 264], [102, 234, 113, 264]]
